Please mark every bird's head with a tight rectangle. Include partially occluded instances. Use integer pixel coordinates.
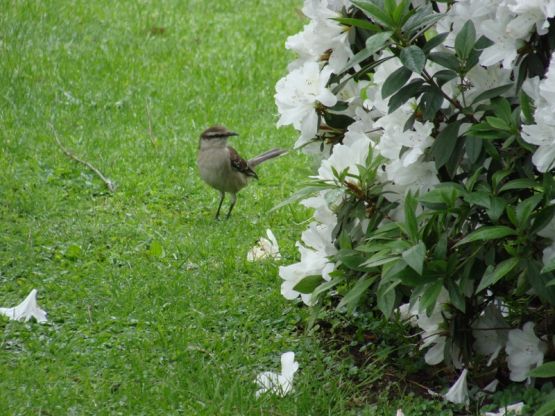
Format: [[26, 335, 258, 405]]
[[200, 125, 238, 141]]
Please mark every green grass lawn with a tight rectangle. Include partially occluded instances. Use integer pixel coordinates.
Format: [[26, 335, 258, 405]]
[[0, 1, 461, 415]]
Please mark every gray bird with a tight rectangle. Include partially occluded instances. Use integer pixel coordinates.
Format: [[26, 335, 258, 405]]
[[197, 125, 287, 219]]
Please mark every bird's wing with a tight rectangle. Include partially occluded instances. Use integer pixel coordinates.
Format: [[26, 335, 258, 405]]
[[228, 146, 259, 179]]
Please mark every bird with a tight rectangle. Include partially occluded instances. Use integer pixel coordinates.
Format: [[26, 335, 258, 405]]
[[197, 125, 287, 219]]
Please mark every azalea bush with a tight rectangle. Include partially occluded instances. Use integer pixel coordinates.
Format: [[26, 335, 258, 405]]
[[275, 0, 555, 411]]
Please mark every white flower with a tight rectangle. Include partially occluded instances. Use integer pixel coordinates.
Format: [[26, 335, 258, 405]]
[[397, 302, 418, 326], [286, 0, 352, 74], [479, 6, 524, 68], [463, 65, 513, 104], [473, 304, 509, 366], [0, 289, 48, 323], [521, 52, 555, 172], [405, 289, 454, 366], [375, 119, 433, 167], [542, 243, 555, 268], [316, 131, 372, 183], [505, 322, 548, 382], [506, 0, 555, 35], [383, 159, 439, 201], [396, 410, 405, 416], [436, 0, 498, 48], [247, 229, 282, 261], [255, 351, 299, 398], [301, 190, 338, 226], [484, 402, 525, 416], [279, 222, 337, 305], [275, 61, 337, 147], [444, 369, 470, 405]]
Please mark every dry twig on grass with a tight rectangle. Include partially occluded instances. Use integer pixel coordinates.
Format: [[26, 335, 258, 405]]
[[49, 124, 116, 192]]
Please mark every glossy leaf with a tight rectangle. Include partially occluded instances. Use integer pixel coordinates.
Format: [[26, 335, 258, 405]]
[[337, 275, 376, 311], [402, 241, 426, 275], [471, 83, 513, 104], [400, 45, 426, 74], [454, 226, 517, 247], [382, 66, 413, 98], [454, 20, 476, 60], [476, 257, 519, 293], [388, 79, 425, 113], [341, 31, 393, 73], [529, 361, 555, 378], [432, 120, 462, 168], [293, 275, 324, 294]]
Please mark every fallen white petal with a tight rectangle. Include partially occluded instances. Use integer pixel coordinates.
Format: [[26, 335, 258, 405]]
[[483, 379, 499, 393], [484, 401, 525, 416], [247, 229, 282, 261], [444, 369, 469, 405], [255, 351, 299, 397], [0, 289, 48, 323]]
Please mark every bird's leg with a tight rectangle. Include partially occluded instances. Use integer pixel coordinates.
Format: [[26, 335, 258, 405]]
[[215, 192, 225, 220], [226, 193, 237, 219]]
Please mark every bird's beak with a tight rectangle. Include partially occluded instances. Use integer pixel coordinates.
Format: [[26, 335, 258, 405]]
[[227, 131, 239, 137]]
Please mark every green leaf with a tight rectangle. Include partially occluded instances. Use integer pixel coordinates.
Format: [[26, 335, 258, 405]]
[[472, 83, 513, 104], [465, 135, 482, 163], [445, 276, 466, 312], [337, 275, 376, 311], [515, 194, 543, 228], [403, 4, 443, 38], [312, 276, 344, 299], [362, 253, 400, 268], [428, 51, 460, 72], [392, 0, 411, 25], [454, 226, 517, 247], [293, 275, 324, 294], [341, 31, 393, 73], [476, 257, 519, 293], [532, 205, 555, 234], [400, 45, 426, 74], [535, 399, 555, 416], [520, 90, 535, 124], [486, 196, 506, 222], [323, 112, 356, 130], [486, 116, 511, 131], [388, 79, 425, 113], [404, 191, 419, 241], [337, 249, 369, 271], [420, 280, 444, 316], [422, 32, 449, 53], [454, 20, 476, 60], [432, 120, 462, 168], [498, 178, 538, 193], [527, 260, 555, 306], [353, 0, 394, 28], [420, 88, 444, 121], [433, 69, 458, 86], [402, 241, 426, 275], [382, 66, 413, 98], [529, 362, 555, 378], [377, 277, 400, 318], [333, 17, 381, 32]]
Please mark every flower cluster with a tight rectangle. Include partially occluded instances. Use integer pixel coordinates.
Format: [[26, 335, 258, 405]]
[[275, 0, 555, 405]]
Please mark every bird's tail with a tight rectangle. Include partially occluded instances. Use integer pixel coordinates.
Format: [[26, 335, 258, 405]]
[[248, 148, 288, 168]]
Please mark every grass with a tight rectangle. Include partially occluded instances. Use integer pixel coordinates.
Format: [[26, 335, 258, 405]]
[[0, 1, 468, 415]]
